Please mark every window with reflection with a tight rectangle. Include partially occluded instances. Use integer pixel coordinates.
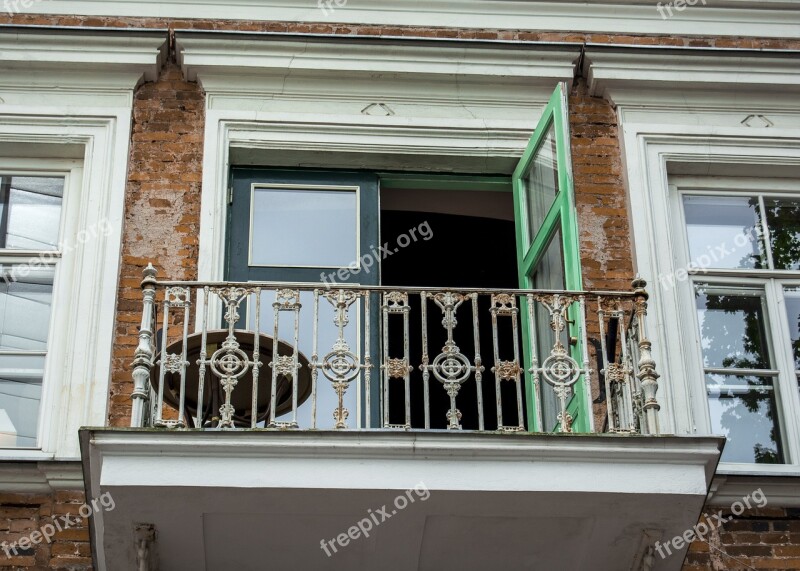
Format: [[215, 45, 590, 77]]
[[523, 125, 559, 247], [531, 227, 565, 430], [681, 186, 800, 465], [695, 287, 783, 463], [0, 175, 64, 448]]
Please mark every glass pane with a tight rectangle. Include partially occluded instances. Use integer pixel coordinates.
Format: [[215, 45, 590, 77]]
[[784, 288, 800, 370], [683, 195, 766, 270], [706, 373, 784, 464], [524, 124, 559, 246], [0, 354, 44, 448], [251, 290, 359, 429], [531, 228, 565, 430], [764, 197, 800, 270], [0, 266, 55, 351], [695, 287, 771, 370], [0, 176, 64, 250], [250, 187, 357, 267]]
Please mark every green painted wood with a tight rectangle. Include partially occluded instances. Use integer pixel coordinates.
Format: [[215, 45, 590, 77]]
[[379, 173, 512, 192], [512, 83, 588, 433], [227, 168, 382, 427]]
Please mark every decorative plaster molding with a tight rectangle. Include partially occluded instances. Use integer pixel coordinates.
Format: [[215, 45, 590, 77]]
[[176, 32, 581, 111], [584, 45, 800, 110], [0, 461, 83, 493], [709, 474, 800, 507], [0, 27, 167, 92], [82, 429, 724, 491]]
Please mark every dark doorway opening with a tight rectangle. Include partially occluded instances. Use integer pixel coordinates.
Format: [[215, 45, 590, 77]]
[[380, 187, 525, 430]]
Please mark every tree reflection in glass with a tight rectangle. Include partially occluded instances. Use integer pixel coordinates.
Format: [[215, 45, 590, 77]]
[[766, 199, 800, 271], [696, 287, 784, 464]]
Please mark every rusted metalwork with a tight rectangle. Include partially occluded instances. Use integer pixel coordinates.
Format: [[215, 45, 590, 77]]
[[132, 267, 661, 436]]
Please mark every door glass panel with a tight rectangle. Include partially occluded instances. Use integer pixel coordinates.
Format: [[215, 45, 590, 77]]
[[531, 227, 564, 430], [250, 186, 358, 267], [523, 124, 559, 246], [695, 287, 771, 370], [765, 197, 800, 270], [0, 176, 64, 251], [706, 373, 784, 464], [683, 195, 766, 270]]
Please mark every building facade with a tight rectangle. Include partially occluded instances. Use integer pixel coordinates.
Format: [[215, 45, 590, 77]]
[[0, 1, 798, 569]]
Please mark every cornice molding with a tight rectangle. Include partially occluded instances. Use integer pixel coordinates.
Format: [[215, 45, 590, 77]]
[[16, 0, 800, 39], [0, 461, 84, 493], [584, 45, 800, 109], [709, 474, 800, 507], [176, 33, 581, 108], [84, 429, 724, 488], [0, 27, 168, 90]]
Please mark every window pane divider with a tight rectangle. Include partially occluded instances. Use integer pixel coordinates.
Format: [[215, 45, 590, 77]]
[[704, 367, 780, 376], [0, 350, 48, 356], [689, 268, 799, 279], [758, 194, 776, 270]]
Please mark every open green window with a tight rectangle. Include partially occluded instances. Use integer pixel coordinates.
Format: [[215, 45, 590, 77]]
[[512, 82, 587, 433]]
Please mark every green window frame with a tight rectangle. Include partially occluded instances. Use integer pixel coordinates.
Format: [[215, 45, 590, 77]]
[[512, 82, 586, 432]]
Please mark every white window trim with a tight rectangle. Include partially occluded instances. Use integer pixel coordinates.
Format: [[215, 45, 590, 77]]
[[620, 132, 800, 475], [180, 33, 580, 286], [0, 28, 167, 460], [586, 43, 800, 475], [0, 121, 128, 462], [0, 158, 83, 454], [669, 176, 800, 470]]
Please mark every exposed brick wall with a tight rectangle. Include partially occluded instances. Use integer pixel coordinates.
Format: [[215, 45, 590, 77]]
[[107, 63, 205, 428], [0, 491, 91, 570], [2, 12, 800, 47], [682, 507, 800, 570], [569, 78, 633, 293], [567, 78, 634, 429]]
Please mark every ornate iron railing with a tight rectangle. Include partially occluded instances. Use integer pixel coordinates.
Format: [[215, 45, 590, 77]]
[[130, 265, 661, 435]]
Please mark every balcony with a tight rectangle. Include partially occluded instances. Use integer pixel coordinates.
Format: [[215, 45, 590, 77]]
[[80, 265, 724, 571]]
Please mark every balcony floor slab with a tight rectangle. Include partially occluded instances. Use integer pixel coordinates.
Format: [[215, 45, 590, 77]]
[[80, 429, 723, 571]]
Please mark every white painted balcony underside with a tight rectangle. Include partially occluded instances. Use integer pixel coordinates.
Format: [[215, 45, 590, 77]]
[[82, 430, 723, 571]]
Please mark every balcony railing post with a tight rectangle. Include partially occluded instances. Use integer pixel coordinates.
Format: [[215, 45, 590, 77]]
[[131, 264, 158, 428], [632, 277, 661, 435]]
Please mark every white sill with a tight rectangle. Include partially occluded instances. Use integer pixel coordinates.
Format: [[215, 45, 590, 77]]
[[0, 449, 56, 462], [717, 462, 800, 477]]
